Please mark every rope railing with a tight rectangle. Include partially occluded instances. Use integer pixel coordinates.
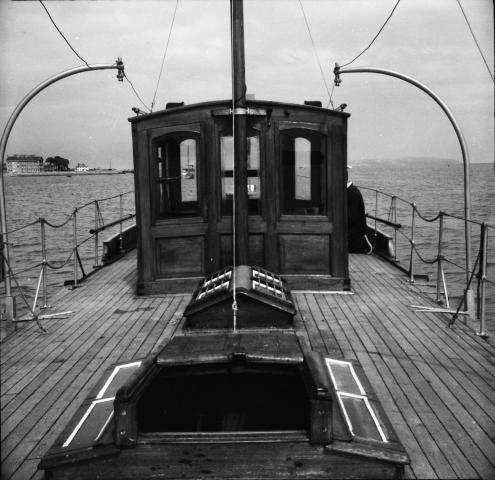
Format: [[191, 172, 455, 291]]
[[358, 185, 492, 338], [3, 191, 136, 331]]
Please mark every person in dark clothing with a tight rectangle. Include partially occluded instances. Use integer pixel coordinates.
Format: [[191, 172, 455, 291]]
[[347, 178, 372, 253]]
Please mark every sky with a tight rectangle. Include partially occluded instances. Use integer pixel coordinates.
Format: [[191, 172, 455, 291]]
[[0, 0, 493, 170]]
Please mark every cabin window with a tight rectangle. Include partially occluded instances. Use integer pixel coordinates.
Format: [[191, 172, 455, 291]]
[[220, 131, 261, 215], [280, 130, 326, 215], [156, 135, 199, 218]]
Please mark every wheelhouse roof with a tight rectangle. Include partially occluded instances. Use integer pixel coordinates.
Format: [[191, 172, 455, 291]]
[[128, 98, 350, 123]]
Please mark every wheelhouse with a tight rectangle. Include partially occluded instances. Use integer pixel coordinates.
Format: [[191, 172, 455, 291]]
[[130, 99, 350, 294]]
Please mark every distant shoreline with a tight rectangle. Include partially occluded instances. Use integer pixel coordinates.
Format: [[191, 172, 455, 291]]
[[6, 170, 133, 177]]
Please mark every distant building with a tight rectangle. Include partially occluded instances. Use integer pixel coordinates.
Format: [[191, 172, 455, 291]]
[[6, 155, 43, 174], [75, 163, 90, 172]]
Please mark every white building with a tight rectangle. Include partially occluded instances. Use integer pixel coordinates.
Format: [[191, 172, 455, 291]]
[[6, 155, 43, 174], [75, 163, 90, 172]]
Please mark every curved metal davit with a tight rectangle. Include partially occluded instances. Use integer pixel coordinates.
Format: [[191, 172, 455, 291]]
[[333, 64, 473, 311]]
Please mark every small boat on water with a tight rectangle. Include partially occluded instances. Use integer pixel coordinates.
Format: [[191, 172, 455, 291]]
[[1, 1, 493, 480]]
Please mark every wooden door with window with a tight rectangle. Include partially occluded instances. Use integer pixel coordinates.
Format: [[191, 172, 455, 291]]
[[214, 116, 266, 269], [275, 123, 336, 288], [149, 124, 207, 290]]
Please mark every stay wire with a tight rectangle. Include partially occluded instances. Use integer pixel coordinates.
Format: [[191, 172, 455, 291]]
[[297, 0, 333, 109], [38, 0, 91, 68], [39, 0, 151, 112], [124, 73, 151, 112], [150, 0, 180, 112], [340, 0, 401, 68], [455, 0, 494, 83]]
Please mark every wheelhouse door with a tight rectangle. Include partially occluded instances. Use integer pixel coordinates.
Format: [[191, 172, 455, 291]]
[[213, 116, 266, 269], [150, 124, 208, 284]]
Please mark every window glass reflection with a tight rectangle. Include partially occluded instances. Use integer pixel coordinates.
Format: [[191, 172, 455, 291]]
[[156, 136, 199, 218]]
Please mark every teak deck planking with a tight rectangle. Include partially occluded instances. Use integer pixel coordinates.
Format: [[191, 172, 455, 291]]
[[1, 250, 494, 480]]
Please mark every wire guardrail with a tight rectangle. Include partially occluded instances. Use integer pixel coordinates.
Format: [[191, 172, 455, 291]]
[[2, 191, 136, 331], [358, 185, 492, 338]]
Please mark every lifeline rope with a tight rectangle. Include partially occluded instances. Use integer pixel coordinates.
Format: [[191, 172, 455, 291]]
[[230, 2, 238, 332]]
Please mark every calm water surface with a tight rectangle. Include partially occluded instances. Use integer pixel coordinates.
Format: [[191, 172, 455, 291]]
[[3, 163, 494, 330]]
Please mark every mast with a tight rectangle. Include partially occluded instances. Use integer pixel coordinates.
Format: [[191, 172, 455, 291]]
[[231, 0, 249, 265]]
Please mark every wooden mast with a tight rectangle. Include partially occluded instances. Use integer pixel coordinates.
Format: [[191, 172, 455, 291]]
[[231, 0, 249, 265]]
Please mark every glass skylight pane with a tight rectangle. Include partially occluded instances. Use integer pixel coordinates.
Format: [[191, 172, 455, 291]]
[[97, 361, 142, 399], [340, 394, 387, 442], [63, 399, 114, 448], [325, 359, 364, 395]]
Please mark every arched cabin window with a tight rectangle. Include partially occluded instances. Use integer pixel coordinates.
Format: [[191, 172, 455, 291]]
[[280, 130, 326, 215], [220, 129, 261, 215], [156, 134, 200, 218]]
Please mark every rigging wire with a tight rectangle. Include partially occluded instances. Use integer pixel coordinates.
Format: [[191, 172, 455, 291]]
[[297, 0, 333, 109], [150, 0, 180, 112], [340, 0, 401, 68], [38, 0, 91, 68], [38, 0, 151, 112], [455, 0, 494, 83], [124, 73, 152, 112]]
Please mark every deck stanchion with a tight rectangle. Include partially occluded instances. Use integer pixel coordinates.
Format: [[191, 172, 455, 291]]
[[409, 204, 416, 283], [73, 209, 78, 288], [119, 194, 123, 252], [373, 190, 379, 249], [393, 196, 398, 262], [41, 218, 48, 309], [477, 222, 489, 338], [94, 201, 100, 268], [436, 212, 446, 305]]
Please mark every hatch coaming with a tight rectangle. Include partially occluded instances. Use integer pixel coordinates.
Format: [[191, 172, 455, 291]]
[[131, 99, 350, 294], [39, 332, 408, 480]]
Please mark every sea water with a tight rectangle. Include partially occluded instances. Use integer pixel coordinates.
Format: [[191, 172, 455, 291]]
[[3, 163, 494, 331]]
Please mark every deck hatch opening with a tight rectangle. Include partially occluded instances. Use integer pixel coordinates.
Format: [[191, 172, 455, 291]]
[[137, 363, 309, 434], [325, 358, 387, 442]]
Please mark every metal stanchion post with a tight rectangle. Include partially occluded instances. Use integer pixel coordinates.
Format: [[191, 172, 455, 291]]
[[409, 204, 416, 284]]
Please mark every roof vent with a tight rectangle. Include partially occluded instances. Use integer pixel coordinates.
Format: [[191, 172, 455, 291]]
[[165, 102, 185, 109], [304, 101, 322, 107]]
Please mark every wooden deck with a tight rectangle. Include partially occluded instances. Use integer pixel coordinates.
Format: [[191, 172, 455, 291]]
[[1, 251, 494, 480]]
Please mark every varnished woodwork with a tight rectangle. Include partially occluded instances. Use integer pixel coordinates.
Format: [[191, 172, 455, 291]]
[[130, 100, 350, 294]]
